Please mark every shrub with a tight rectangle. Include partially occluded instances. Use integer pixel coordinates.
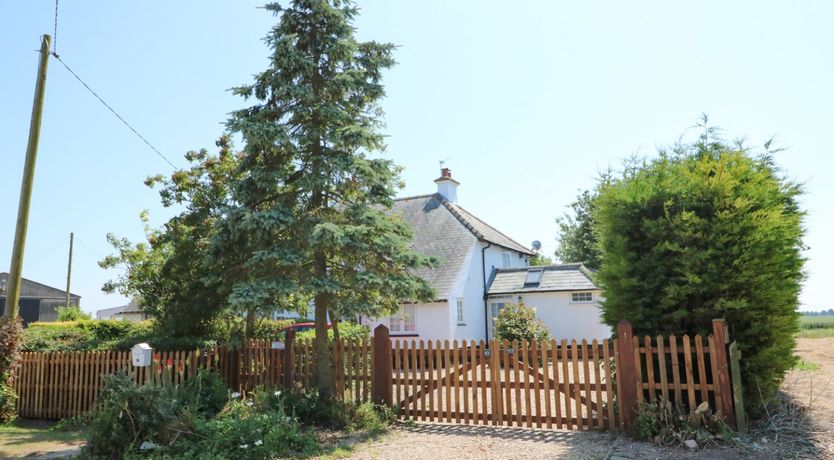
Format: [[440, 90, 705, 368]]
[[594, 139, 805, 418], [84, 371, 182, 458], [0, 316, 24, 423], [266, 388, 394, 432], [493, 303, 550, 343], [296, 321, 369, 343], [55, 306, 93, 321], [179, 369, 228, 417]]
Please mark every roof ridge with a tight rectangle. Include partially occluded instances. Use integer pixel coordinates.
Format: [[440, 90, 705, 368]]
[[445, 202, 533, 254], [394, 193, 437, 202]]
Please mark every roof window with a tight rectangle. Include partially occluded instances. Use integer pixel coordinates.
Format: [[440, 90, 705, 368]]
[[523, 269, 543, 288]]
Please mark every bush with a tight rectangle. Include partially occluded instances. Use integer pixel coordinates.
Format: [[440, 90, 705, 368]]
[[493, 303, 550, 343], [0, 316, 24, 423], [55, 306, 93, 321], [84, 371, 182, 458], [296, 321, 369, 343], [22, 320, 153, 352], [594, 139, 805, 419], [179, 369, 228, 417]]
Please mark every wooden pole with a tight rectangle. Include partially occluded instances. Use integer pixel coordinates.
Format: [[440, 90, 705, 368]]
[[5, 35, 51, 319], [65, 232, 74, 308], [372, 325, 392, 406], [728, 341, 746, 431], [711, 319, 735, 426], [615, 320, 639, 429]]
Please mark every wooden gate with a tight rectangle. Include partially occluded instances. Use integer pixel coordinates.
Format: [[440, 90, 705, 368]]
[[391, 338, 619, 431]]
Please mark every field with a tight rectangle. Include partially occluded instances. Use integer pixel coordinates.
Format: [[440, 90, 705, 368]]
[[798, 315, 834, 338]]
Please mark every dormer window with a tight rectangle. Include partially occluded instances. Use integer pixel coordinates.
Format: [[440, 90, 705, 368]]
[[524, 269, 543, 288]]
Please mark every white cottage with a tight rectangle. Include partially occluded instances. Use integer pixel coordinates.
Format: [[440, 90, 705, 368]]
[[361, 168, 611, 342]]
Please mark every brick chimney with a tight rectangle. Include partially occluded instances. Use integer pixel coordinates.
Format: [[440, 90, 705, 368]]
[[434, 167, 460, 203]]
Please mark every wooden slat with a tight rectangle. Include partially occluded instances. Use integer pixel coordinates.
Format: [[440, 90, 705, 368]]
[[541, 340, 559, 430], [394, 340, 402, 410], [502, 340, 511, 425], [462, 340, 470, 424], [512, 340, 522, 427], [531, 340, 543, 428], [644, 336, 656, 403], [695, 335, 709, 405], [708, 335, 722, 417], [632, 336, 641, 408], [683, 335, 696, 411], [571, 340, 583, 430], [581, 340, 593, 429], [602, 340, 616, 431], [670, 335, 682, 411], [561, 339, 572, 429], [445, 340, 453, 423], [521, 340, 532, 428], [489, 340, 501, 426], [453, 340, 461, 424], [592, 339, 604, 430], [469, 340, 479, 424], [427, 340, 435, 422], [550, 340, 562, 430], [657, 336, 669, 405], [408, 340, 417, 419], [478, 340, 488, 425]]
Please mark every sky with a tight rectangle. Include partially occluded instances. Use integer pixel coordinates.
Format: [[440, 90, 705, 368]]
[[1, 1, 832, 314]]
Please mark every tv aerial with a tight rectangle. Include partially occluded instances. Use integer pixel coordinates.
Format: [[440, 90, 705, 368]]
[[531, 240, 542, 252]]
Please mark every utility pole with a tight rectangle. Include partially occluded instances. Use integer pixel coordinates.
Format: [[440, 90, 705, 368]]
[[65, 232, 74, 308], [4, 35, 51, 319]]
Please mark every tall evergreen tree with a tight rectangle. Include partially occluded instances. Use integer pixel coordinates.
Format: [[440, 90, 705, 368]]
[[594, 129, 805, 417], [213, 0, 435, 396], [555, 188, 603, 268]]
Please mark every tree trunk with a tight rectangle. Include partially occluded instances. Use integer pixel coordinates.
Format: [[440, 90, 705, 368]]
[[245, 306, 256, 340], [332, 316, 341, 344], [314, 290, 334, 398]]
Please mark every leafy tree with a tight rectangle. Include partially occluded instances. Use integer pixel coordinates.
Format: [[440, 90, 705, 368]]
[[528, 253, 553, 266], [100, 136, 242, 337], [555, 188, 603, 268], [0, 316, 23, 422], [211, 0, 436, 397], [594, 127, 805, 417], [493, 303, 550, 343]]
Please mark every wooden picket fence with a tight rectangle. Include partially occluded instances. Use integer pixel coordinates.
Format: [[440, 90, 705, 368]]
[[13, 320, 742, 430]]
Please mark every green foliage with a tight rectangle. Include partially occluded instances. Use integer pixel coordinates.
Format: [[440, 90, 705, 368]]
[[634, 401, 733, 447], [84, 371, 182, 458], [266, 388, 395, 432], [594, 125, 805, 418], [178, 369, 229, 417], [22, 320, 152, 352], [528, 253, 553, 266], [0, 317, 24, 423], [799, 315, 834, 330], [55, 306, 92, 321], [296, 321, 369, 342], [493, 303, 550, 343], [555, 188, 604, 268]]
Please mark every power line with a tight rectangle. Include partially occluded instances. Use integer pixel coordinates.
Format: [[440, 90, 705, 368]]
[[53, 0, 59, 55], [50, 53, 179, 170]]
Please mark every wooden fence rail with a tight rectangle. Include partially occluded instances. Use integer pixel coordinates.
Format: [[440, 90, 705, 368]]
[[13, 320, 740, 430]]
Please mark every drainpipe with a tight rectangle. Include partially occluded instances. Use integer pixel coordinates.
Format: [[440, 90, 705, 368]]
[[481, 241, 493, 341]]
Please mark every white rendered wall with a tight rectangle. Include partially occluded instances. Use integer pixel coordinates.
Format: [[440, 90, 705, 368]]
[[362, 301, 450, 340], [501, 291, 612, 341]]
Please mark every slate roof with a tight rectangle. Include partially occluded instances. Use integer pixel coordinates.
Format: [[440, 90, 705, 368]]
[[0, 272, 80, 299], [390, 193, 533, 300], [486, 263, 599, 295]]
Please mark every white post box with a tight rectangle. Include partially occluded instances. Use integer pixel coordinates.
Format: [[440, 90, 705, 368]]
[[131, 343, 153, 367]]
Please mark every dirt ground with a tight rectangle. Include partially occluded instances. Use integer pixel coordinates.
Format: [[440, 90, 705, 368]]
[[336, 337, 834, 460]]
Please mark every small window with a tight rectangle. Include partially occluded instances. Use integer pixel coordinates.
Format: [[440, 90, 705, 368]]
[[524, 269, 543, 287], [456, 299, 464, 324], [572, 292, 593, 302], [502, 253, 511, 268], [389, 304, 416, 333]]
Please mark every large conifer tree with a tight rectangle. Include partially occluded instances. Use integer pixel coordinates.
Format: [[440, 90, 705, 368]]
[[214, 0, 435, 396]]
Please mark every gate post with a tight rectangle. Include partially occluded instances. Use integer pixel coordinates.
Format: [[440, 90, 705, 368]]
[[372, 325, 393, 406], [282, 330, 296, 390], [711, 319, 736, 426], [616, 320, 639, 430]]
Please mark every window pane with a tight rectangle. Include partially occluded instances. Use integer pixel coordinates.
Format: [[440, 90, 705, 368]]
[[456, 299, 464, 323], [403, 304, 416, 332]]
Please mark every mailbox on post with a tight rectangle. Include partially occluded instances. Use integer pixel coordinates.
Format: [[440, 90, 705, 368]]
[[131, 343, 153, 367]]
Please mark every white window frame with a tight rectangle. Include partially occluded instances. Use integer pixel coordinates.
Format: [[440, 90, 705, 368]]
[[571, 291, 594, 303], [456, 298, 465, 325], [389, 304, 416, 333], [501, 252, 511, 268], [488, 295, 513, 338]]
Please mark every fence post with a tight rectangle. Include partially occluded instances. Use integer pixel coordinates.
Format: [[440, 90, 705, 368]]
[[711, 319, 736, 426], [728, 342, 746, 432], [282, 330, 296, 390], [616, 320, 639, 429], [372, 325, 393, 406]]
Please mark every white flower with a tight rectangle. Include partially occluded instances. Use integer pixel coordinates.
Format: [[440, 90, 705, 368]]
[[284, 416, 292, 423], [231, 392, 241, 399], [254, 440, 263, 446], [240, 444, 249, 449], [273, 390, 281, 397], [246, 400, 254, 407]]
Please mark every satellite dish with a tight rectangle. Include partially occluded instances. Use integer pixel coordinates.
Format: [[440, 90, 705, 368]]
[[531, 240, 542, 251]]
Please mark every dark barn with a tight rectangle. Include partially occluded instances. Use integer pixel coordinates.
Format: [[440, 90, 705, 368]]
[[0, 272, 81, 326]]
